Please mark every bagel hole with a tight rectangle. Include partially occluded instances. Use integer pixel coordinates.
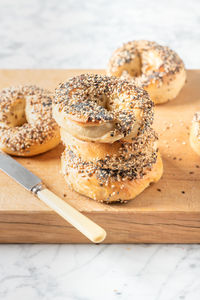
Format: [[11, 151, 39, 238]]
[[121, 49, 163, 79], [9, 98, 27, 127], [121, 50, 142, 78], [140, 50, 163, 73]]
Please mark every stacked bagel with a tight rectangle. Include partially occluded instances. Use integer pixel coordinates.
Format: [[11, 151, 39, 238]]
[[53, 74, 163, 203]]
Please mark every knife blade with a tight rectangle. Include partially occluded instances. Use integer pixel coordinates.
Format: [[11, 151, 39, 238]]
[[0, 151, 41, 191], [0, 151, 106, 243]]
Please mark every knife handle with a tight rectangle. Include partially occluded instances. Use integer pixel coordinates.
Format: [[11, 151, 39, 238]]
[[37, 188, 106, 243]]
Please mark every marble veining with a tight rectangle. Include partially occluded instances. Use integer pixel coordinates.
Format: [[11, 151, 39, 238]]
[[0, 244, 200, 300], [0, 0, 200, 299]]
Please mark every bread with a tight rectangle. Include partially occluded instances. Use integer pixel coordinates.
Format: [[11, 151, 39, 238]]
[[53, 74, 154, 143], [190, 112, 200, 156], [107, 40, 186, 104], [54, 73, 163, 203], [61, 149, 163, 203], [0, 86, 60, 156]]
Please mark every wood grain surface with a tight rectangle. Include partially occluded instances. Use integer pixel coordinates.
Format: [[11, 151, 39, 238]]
[[0, 69, 200, 243]]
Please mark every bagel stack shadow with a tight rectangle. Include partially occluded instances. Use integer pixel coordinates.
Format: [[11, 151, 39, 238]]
[[53, 74, 163, 203]]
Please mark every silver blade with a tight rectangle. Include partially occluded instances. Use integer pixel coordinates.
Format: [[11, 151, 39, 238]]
[[0, 151, 42, 191]]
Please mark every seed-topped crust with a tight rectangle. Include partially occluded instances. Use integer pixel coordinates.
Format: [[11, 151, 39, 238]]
[[53, 73, 163, 203], [194, 112, 200, 123], [53, 74, 154, 143], [61, 149, 163, 203], [62, 126, 158, 186], [192, 112, 200, 139], [0, 86, 60, 156], [62, 147, 157, 185], [61, 126, 157, 164], [190, 112, 200, 156], [107, 40, 186, 104]]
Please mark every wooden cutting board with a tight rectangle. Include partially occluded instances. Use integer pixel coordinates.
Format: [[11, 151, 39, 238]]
[[0, 69, 200, 244]]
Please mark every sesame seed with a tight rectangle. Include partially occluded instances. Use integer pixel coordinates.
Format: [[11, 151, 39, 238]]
[[0, 86, 59, 154]]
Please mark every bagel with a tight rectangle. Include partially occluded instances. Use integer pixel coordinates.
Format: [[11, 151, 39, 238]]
[[61, 149, 163, 203], [107, 40, 186, 104], [60, 127, 158, 163], [53, 74, 154, 143], [190, 112, 200, 156], [0, 86, 60, 156]]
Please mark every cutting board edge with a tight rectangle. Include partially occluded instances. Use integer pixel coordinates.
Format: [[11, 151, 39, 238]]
[[1, 210, 200, 243]]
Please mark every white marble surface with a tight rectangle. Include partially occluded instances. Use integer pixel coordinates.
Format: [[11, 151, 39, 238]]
[[1, 244, 200, 300], [0, 0, 200, 69], [0, 0, 200, 299]]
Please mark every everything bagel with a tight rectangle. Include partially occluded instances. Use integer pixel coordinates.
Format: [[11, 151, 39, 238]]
[[61, 149, 163, 203], [190, 112, 200, 156], [53, 74, 154, 143], [60, 127, 158, 164], [107, 40, 186, 104], [0, 86, 60, 156]]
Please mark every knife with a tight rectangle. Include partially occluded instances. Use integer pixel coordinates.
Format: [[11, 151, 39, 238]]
[[0, 151, 106, 243]]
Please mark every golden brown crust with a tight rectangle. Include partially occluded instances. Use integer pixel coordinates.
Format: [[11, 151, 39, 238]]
[[107, 40, 186, 104], [53, 73, 163, 203], [0, 86, 60, 156], [53, 74, 154, 143], [61, 150, 163, 203], [190, 112, 200, 156], [60, 127, 158, 163]]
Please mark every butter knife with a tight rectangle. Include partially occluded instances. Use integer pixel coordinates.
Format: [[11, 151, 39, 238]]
[[0, 151, 106, 243]]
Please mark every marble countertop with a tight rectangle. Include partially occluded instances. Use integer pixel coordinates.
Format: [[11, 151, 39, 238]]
[[1, 244, 200, 300], [0, 0, 200, 299]]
